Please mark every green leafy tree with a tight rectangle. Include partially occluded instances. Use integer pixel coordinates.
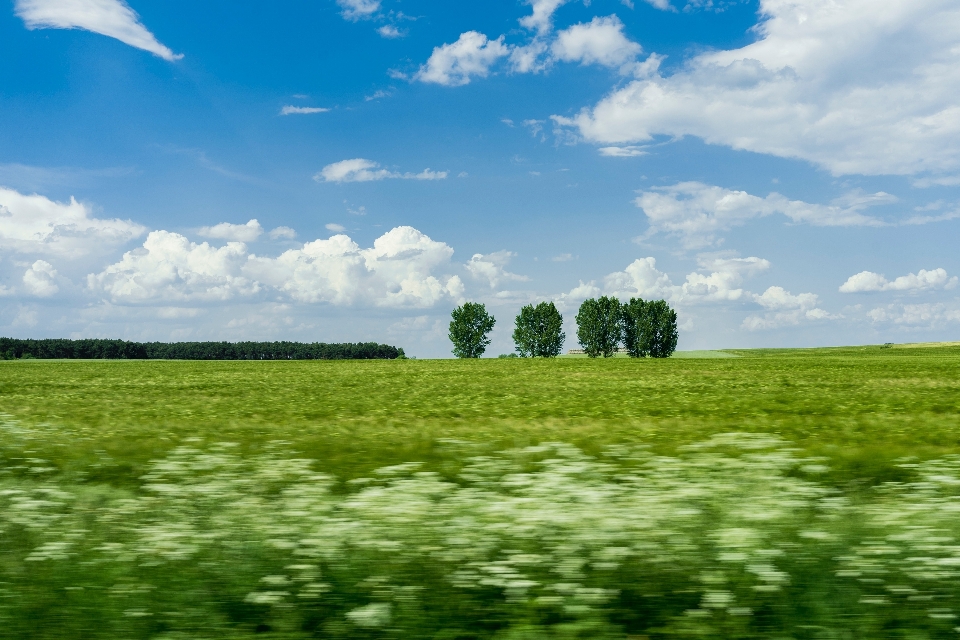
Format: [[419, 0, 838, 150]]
[[449, 302, 496, 358], [513, 302, 565, 357], [575, 296, 622, 358], [642, 299, 679, 358], [621, 297, 650, 358]]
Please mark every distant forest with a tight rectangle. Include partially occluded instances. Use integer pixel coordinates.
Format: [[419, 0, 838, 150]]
[[0, 338, 403, 361]]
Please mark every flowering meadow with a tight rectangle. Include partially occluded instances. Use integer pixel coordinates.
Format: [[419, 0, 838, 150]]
[[1, 345, 959, 638]]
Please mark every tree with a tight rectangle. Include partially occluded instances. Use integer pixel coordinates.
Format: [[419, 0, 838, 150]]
[[449, 302, 496, 358], [575, 296, 622, 358], [513, 302, 565, 357], [621, 297, 650, 358], [642, 299, 679, 358]]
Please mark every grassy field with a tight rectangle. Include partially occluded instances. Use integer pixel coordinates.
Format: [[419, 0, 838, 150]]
[[2, 343, 960, 638], [2, 343, 959, 485]]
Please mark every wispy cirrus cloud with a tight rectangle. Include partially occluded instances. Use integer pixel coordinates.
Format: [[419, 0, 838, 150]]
[[14, 0, 181, 61], [280, 106, 330, 115]]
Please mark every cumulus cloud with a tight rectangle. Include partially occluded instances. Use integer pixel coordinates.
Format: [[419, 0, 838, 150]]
[[840, 268, 958, 293], [551, 16, 642, 69], [89, 231, 258, 302], [197, 219, 263, 242], [0, 186, 145, 257], [465, 251, 530, 288], [519, 0, 570, 34], [246, 226, 464, 307], [15, 0, 181, 61], [868, 303, 960, 328], [566, 254, 770, 306], [89, 226, 465, 309], [315, 159, 448, 183], [280, 106, 330, 115], [325, 223, 347, 233], [336, 0, 380, 20], [558, 0, 960, 176], [742, 286, 834, 330], [22, 260, 59, 297], [415, 32, 510, 86], [635, 182, 889, 249]]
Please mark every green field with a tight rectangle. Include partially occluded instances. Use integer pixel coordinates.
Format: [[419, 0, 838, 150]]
[[2, 344, 960, 638]]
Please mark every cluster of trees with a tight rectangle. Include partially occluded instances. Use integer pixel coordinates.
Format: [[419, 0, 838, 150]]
[[0, 338, 404, 361], [449, 296, 678, 359]]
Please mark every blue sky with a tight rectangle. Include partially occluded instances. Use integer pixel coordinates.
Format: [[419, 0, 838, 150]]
[[1, 0, 958, 356]]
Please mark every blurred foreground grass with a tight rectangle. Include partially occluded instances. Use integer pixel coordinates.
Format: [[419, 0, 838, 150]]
[[2, 344, 960, 639]]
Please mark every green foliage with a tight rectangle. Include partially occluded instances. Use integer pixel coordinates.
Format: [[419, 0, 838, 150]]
[[576, 296, 622, 357], [449, 302, 496, 358], [621, 298, 649, 358], [621, 298, 679, 359], [644, 299, 679, 358], [512, 301, 565, 357], [498, 353, 519, 358], [0, 338, 403, 360]]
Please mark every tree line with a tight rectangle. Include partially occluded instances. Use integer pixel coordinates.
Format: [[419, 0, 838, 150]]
[[0, 338, 404, 361], [449, 296, 678, 358]]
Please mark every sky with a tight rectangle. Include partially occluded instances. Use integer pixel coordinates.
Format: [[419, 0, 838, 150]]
[[1, 0, 958, 357]]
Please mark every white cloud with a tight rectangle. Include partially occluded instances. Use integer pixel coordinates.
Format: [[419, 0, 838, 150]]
[[89, 231, 258, 302], [568, 254, 770, 306], [246, 226, 464, 307], [743, 286, 834, 330], [415, 32, 510, 86], [465, 251, 530, 288], [280, 106, 330, 115], [840, 268, 958, 293], [551, 16, 642, 69], [598, 146, 646, 157], [268, 226, 297, 240], [868, 303, 960, 328], [559, 0, 960, 176], [552, 253, 575, 262], [22, 260, 59, 297], [14, 0, 181, 61], [378, 25, 403, 38], [336, 0, 380, 20], [197, 219, 263, 242], [519, 0, 570, 34], [326, 223, 347, 233], [0, 186, 145, 257], [90, 227, 465, 309], [635, 182, 889, 249], [315, 159, 448, 183]]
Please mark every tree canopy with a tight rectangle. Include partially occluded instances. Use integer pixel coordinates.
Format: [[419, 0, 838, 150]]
[[449, 302, 496, 358], [513, 302, 565, 357], [575, 296, 623, 358]]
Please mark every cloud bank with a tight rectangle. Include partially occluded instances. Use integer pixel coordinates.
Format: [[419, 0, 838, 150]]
[[559, 0, 960, 177]]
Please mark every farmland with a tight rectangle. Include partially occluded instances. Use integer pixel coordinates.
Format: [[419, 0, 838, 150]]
[[2, 343, 960, 638]]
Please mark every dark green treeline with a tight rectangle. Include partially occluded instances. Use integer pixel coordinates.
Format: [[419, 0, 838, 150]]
[[0, 338, 402, 360]]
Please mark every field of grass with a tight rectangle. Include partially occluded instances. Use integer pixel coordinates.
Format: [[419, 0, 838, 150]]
[[2, 343, 960, 638]]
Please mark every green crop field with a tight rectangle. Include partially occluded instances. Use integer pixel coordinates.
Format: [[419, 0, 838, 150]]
[[2, 343, 960, 639]]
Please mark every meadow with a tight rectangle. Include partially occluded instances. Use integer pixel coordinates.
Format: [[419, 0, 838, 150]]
[[1, 343, 960, 638]]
